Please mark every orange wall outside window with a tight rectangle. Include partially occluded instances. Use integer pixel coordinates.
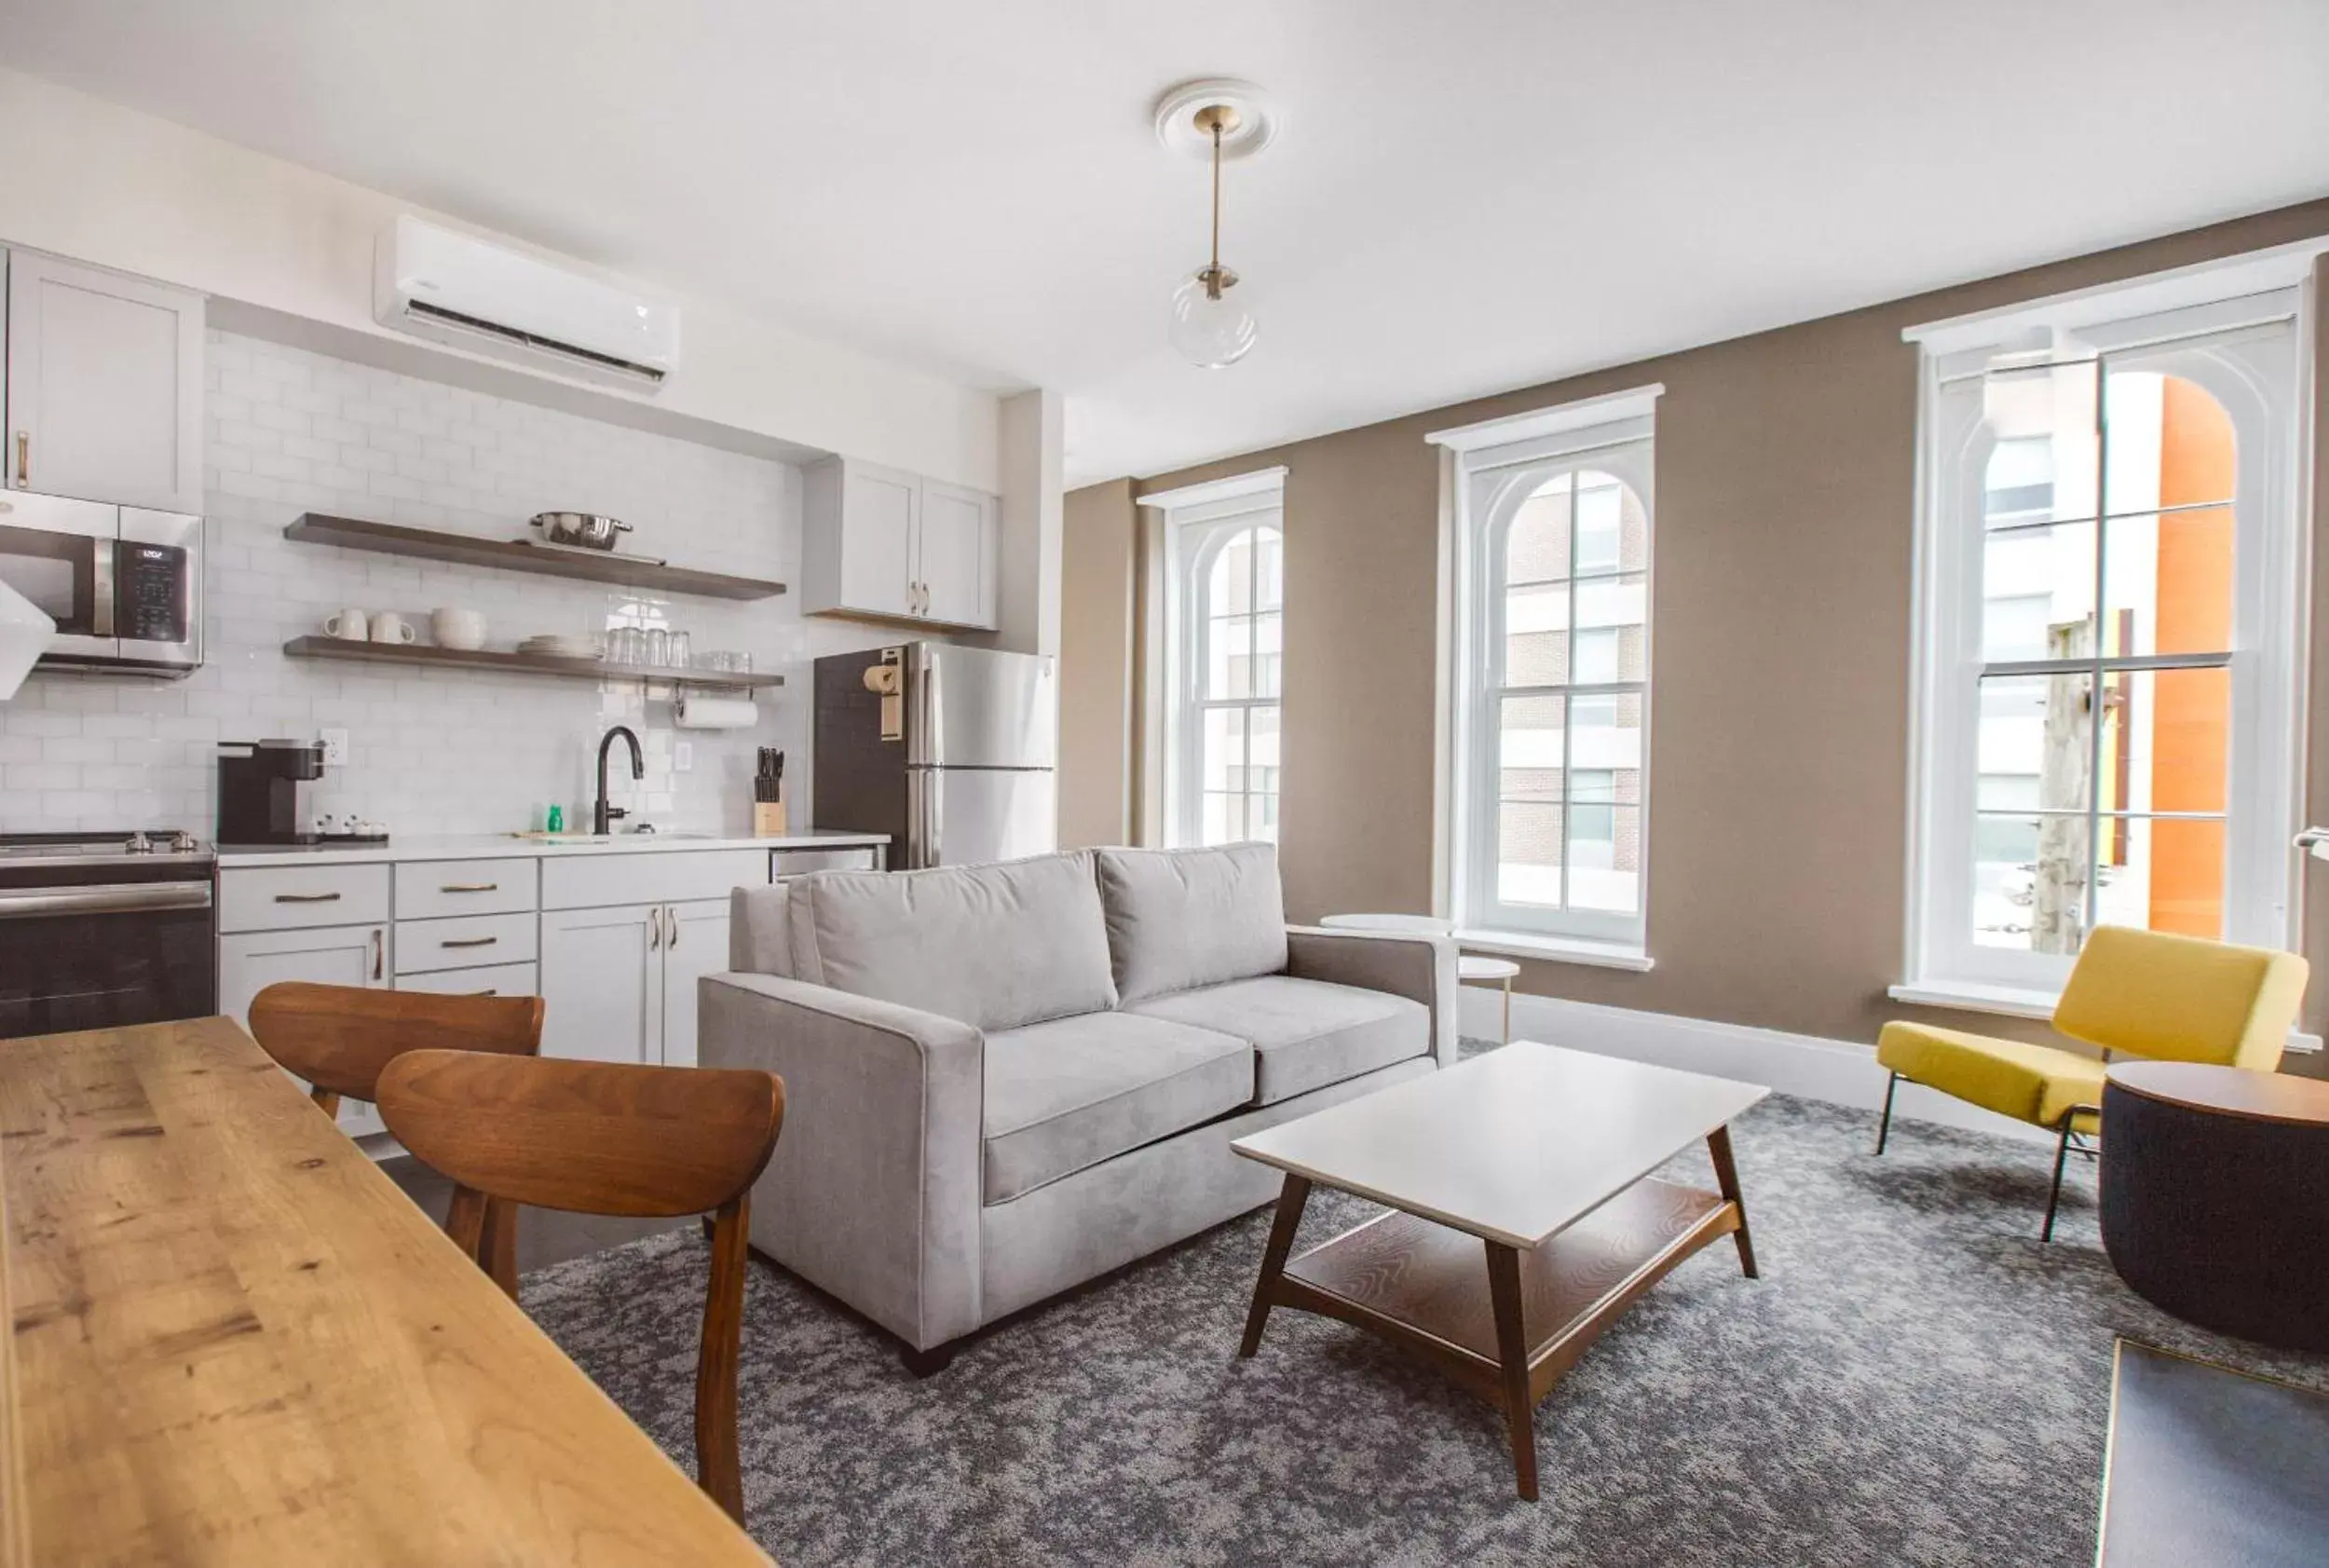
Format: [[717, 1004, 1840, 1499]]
[[2149, 378, 2233, 935]]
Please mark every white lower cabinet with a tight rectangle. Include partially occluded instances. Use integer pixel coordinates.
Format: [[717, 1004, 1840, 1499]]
[[659, 899, 731, 1070], [538, 898, 730, 1068], [539, 903, 660, 1066], [218, 921, 390, 1138]]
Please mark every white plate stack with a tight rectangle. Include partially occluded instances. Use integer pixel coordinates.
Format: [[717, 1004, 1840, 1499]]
[[519, 634, 603, 661]]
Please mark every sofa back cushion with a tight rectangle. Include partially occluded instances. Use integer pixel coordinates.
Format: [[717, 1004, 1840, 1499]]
[[1095, 843, 1288, 1003], [786, 850, 1118, 1031], [729, 885, 793, 977]]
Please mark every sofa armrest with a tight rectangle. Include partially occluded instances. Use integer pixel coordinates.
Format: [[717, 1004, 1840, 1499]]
[[699, 972, 984, 1349], [1284, 927, 1460, 1067]]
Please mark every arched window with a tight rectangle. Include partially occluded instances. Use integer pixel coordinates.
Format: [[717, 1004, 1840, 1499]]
[[1140, 470, 1287, 849], [1904, 279, 2305, 1004], [1186, 519, 1284, 844], [1438, 390, 1659, 959]]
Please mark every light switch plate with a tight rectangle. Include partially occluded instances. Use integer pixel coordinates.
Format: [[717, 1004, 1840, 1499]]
[[674, 741, 694, 772], [320, 728, 350, 766]]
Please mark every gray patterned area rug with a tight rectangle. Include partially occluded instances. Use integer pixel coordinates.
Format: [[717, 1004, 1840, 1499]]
[[522, 1083, 2329, 1568]]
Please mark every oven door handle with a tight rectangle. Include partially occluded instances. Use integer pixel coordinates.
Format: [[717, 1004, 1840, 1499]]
[[0, 882, 214, 919]]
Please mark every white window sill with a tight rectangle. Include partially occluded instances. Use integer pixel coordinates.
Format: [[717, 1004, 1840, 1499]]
[[1886, 979, 2058, 1021], [1888, 978, 2324, 1053], [1455, 929, 1655, 972]]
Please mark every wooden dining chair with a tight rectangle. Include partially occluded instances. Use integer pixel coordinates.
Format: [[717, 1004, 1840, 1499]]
[[375, 1049, 785, 1525], [247, 981, 547, 1119], [248, 981, 547, 1281]]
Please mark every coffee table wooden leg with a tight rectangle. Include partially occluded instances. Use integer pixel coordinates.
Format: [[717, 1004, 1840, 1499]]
[[1240, 1175, 1311, 1357], [1708, 1125, 1757, 1279], [1485, 1240, 1538, 1502]]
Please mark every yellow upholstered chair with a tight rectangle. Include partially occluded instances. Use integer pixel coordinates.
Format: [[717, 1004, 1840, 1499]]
[[1874, 927, 2308, 1240]]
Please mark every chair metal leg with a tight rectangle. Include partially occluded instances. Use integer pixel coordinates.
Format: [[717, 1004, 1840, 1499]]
[[2042, 1115, 2075, 1242], [1873, 1071, 1900, 1156]]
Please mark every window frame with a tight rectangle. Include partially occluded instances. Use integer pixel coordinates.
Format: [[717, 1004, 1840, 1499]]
[[1900, 275, 2312, 1005], [1436, 388, 1663, 958], [1137, 469, 1287, 851]]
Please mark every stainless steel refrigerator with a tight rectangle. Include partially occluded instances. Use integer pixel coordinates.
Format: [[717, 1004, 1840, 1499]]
[[812, 642, 1056, 868]]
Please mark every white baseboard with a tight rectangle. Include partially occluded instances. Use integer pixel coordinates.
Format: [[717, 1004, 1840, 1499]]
[[1458, 987, 2054, 1147]]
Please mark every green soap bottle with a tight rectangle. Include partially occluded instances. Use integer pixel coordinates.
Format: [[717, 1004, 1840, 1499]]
[[546, 803, 565, 833]]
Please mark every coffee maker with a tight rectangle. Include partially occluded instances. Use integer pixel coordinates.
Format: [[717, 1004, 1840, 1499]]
[[215, 740, 385, 847]]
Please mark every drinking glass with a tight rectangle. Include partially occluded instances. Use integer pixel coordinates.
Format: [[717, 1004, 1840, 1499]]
[[666, 631, 691, 670], [644, 627, 671, 667]]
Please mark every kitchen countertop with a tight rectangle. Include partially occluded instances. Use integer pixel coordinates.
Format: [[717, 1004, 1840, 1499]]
[[216, 827, 888, 868]]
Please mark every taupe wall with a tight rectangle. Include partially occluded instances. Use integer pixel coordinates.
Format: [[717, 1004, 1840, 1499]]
[[1061, 198, 2329, 1047], [1058, 479, 1137, 848]]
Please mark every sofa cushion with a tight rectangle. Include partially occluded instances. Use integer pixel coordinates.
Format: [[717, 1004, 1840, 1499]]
[[1095, 844, 1288, 1004], [1125, 975, 1429, 1106], [786, 851, 1117, 1032], [982, 1012, 1253, 1204], [729, 885, 792, 977]]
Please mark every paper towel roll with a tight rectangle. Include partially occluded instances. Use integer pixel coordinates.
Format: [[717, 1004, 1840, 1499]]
[[674, 694, 759, 729]]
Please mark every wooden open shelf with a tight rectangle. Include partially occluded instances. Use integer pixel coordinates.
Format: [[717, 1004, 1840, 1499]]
[[285, 513, 787, 602], [282, 635, 784, 691]]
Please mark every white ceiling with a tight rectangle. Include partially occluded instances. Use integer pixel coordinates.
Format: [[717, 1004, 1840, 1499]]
[[5, 0, 2327, 487]]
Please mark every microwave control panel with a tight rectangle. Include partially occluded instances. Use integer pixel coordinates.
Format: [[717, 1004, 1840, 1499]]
[[117, 543, 188, 643]]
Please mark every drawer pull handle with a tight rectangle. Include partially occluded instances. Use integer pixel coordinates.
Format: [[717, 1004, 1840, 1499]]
[[275, 892, 343, 904], [467, 989, 499, 997], [441, 935, 498, 948], [440, 882, 499, 893]]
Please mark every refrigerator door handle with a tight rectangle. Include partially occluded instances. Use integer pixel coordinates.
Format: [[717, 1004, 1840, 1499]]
[[907, 768, 939, 868]]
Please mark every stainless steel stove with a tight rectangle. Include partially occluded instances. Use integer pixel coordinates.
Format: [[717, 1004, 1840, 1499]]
[[0, 830, 217, 1040]]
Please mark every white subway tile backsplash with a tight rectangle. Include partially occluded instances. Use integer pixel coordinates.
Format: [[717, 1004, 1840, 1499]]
[[0, 329, 883, 839]]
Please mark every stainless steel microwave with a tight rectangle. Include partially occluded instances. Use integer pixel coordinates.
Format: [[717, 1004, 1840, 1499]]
[[0, 491, 201, 675]]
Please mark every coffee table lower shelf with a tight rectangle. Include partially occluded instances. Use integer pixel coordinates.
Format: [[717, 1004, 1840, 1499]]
[[1242, 1176, 1746, 1499]]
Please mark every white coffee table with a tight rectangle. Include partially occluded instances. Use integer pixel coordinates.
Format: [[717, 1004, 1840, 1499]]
[[1232, 1042, 1768, 1500]]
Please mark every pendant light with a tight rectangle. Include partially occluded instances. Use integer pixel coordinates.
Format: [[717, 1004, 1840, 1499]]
[[1154, 80, 1278, 370]]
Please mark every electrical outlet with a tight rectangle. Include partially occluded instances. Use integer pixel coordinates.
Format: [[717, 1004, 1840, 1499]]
[[319, 728, 350, 766], [674, 741, 694, 773]]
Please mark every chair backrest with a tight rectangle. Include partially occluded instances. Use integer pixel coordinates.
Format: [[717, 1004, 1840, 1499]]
[[248, 981, 544, 1103], [375, 1051, 785, 1218], [2052, 926, 2309, 1070]]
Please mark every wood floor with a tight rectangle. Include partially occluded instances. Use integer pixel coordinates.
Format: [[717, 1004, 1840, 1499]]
[[381, 1153, 692, 1273]]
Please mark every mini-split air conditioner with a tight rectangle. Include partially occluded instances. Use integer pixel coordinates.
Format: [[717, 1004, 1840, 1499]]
[[373, 215, 681, 390]]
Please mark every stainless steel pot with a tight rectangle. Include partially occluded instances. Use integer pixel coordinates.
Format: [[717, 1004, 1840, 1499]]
[[529, 511, 633, 551]]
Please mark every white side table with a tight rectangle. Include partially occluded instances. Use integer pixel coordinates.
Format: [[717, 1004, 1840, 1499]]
[[1461, 955, 1521, 1043], [1317, 914, 1522, 1043]]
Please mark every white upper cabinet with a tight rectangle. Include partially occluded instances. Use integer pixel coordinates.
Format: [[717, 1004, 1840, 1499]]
[[918, 478, 998, 628], [803, 455, 999, 631], [6, 250, 205, 514], [833, 460, 918, 619]]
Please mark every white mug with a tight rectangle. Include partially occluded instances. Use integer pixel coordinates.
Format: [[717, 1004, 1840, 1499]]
[[369, 612, 417, 646], [322, 608, 369, 641], [431, 607, 487, 651]]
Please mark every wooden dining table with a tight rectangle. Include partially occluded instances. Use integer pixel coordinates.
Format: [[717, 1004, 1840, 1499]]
[[0, 1016, 772, 1566]]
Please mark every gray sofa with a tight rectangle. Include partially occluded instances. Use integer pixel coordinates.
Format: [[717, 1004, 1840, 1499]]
[[700, 842, 1456, 1370]]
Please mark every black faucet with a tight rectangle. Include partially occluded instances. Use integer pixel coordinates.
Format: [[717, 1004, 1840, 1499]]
[[593, 725, 645, 836]]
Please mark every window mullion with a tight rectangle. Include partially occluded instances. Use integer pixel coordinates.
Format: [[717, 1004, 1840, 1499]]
[[2085, 355, 2110, 940]]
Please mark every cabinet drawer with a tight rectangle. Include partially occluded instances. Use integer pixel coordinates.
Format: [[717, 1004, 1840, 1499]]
[[394, 911, 538, 975], [219, 864, 392, 934], [770, 845, 880, 879], [540, 849, 768, 911], [393, 858, 538, 920], [396, 961, 538, 999]]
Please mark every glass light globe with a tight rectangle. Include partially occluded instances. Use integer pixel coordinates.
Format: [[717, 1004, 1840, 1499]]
[[1169, 272, 1258, 368]]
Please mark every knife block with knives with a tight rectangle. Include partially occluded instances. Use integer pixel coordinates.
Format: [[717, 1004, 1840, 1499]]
[[753, 748, 787, 837]]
